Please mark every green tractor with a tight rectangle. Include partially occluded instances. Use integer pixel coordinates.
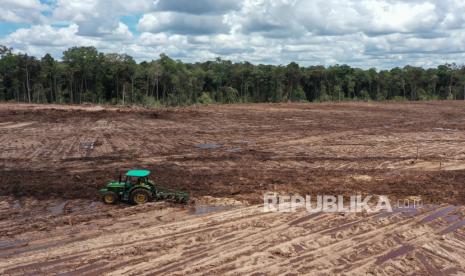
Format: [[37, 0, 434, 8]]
[[99, 170, 189, 205]]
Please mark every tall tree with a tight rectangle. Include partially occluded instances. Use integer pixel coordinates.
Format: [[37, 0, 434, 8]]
[[2, 45, 465, 106]]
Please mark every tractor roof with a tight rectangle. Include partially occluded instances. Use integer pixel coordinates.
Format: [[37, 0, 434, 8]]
[[126, 170, 150, 177]]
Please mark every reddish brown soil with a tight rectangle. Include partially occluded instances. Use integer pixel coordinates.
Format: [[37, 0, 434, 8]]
[[1, 101, 465, 204], [2, 102, 465, 275], [1, 197, 465, 275]]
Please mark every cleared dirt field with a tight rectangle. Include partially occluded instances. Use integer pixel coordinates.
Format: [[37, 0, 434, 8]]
[[2, 101, 465, 203], [1, 197, 465, 275], [1, 101, 465, 274]]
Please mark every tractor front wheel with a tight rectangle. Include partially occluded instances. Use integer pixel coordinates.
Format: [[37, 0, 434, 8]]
[[102, 191, 119, 204], [131, 189, 151, 205]]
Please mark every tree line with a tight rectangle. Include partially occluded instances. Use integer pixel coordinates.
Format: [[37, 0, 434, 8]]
[[1, 45, 465, 106]]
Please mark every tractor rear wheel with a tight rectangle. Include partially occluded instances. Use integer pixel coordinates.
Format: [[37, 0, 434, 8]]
[[131, 189, 151, 205], [102, 191, 119, 204]]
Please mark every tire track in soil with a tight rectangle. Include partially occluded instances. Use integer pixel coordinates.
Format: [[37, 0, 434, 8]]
[[96, 206, 463, 275], [2, 102, 465, 274]]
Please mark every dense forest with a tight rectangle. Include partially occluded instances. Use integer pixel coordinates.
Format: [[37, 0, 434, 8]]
[[1, 45, 465, 106]]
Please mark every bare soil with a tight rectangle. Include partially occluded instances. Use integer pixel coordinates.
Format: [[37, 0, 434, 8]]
[[1, 197, 465, 275], [2, 101, 465, 203], [1, 101, 465, 274]]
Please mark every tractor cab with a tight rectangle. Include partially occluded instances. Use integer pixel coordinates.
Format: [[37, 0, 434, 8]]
[[123, 170, 151, 188]]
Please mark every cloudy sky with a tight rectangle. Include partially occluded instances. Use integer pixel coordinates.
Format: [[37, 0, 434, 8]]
[[1, 0, 465, 68]]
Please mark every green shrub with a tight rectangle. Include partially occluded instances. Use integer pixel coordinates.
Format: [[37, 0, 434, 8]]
[[291, 86, 307, 102], [392, 96, 406, 101], [198, 92, 214, 104], [142, 96, 162, 107], [221, 86, 239, 103], [360, 89, 371, 101]]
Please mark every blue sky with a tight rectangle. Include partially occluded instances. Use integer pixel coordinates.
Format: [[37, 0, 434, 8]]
[[1, 0, 465, 68]]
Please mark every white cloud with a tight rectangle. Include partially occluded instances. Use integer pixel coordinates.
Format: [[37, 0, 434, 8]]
[[139, 32, 187, 46], [52, 0, 153, 22], [2, 0, 465, 68], [138, 12, 231, 35], [0, 23, 132, 58], [154, 0, 241, 14], [1, 24, 88, 57], [51, 0, 149, 38], [0, 0, 48, 24], [235, 0, 447, 36]]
